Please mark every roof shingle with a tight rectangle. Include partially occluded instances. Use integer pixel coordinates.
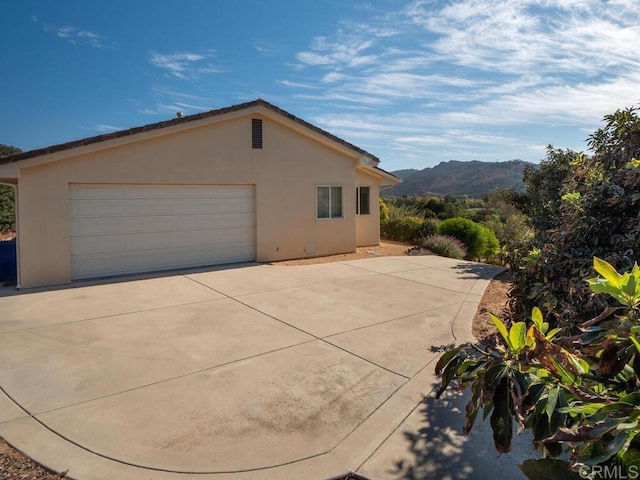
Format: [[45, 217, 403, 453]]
[[0, 98, 381, 165]]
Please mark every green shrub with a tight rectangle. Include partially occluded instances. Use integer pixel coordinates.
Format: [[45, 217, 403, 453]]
[[510, 107, 640, 328], [420, 218, 439, 237], [381, 216, 422, 242], [379, 197, 389, 222], [479, 224, 500, 258], [420, 234, 466, 259], [436, 258, 640, 478], [0, 185, 15, 233], [438, 217, 488, 259], [386, 203, 423, 221]]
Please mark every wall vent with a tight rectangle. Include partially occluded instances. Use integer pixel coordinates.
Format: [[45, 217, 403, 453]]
[[252, 118, 263, 149]]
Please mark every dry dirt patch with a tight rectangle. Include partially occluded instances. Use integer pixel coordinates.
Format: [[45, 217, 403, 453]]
[[269, 240, 414, 266]]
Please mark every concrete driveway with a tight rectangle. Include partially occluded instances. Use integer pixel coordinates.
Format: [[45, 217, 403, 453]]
[[0, 255, 522, 480]]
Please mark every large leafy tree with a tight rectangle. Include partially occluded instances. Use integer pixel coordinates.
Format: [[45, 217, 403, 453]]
[[515, 146, 578, 243], [0, 144, 21, 233], [510, 108, 640, 327], [437, 106, 640, 479]]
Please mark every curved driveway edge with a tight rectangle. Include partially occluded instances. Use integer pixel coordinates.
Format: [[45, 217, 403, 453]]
[[0, 255, 503, 480]]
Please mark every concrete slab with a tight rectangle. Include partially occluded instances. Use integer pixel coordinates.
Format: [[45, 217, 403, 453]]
[[188, 262, 376, 297], [0, 390, 27, 423], [326, 305, 461, 377], [0, 256, 505, 480], [357, 387, 532, 480], [0, 298, 313, 413], [36, 341, 406, 473], [341, 257, 430, 274], [0, 275, 223, 333], [240, 274, 468, 338], [388, 261, 503, 294]]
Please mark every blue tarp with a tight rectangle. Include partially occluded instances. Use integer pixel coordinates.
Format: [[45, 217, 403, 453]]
[[0, 239, 17, 281]]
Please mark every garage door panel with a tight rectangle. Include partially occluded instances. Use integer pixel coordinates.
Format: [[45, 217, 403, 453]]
[[70, 197, 255, 218], [70, 185, 256, 280], [72, 227, 257, 255], [70, 184, 255, 200], [71, 212, 255, 237], [71, 242, 255, 279]]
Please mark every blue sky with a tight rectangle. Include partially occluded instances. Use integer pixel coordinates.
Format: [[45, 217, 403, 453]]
[[2, 0, 639, 171]]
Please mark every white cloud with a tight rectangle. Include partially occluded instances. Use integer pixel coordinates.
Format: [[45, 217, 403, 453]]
[[281, 0, 640, 167], [253, 40, 279, 56], [94, 124, 121, 133], [150, 52, 221, 79], [132, 85, 215, 116], [34, 21, 115, 48], [279, 80, 321, 89]]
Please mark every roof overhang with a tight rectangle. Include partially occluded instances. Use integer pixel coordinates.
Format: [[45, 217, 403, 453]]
[[357, 165, 402, 185], [0, 99, 383, 177]]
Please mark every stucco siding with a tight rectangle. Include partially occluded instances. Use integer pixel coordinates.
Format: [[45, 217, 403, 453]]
[[356, 169, 381, 247], [14, 113, 360, 287]]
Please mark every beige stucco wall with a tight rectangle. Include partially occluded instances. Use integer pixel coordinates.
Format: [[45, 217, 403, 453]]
[[355, 169, 381, 247], [8, 110, 386, 288]]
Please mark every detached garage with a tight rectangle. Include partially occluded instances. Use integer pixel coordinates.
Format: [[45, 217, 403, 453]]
[[69, 184, 256, 279], [0, 99, 400, 288]]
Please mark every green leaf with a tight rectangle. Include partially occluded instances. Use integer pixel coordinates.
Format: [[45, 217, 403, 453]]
[[617, 421, 639, 431], [435, 348, 461, 375], [593, 257, 623, 287], [518, 459, 582, 480], [558, 403, 606, 416], [546, 328, 561, 341], [589, 278, 629, 306], [546, 387, 559, 423], [532, 307, 544, 332], [509, 322, 527, 352], [490, 313, 512, 350], [435, 355, 465, 398], [623, 274, 638, 297], [490, 378, 513, 453]]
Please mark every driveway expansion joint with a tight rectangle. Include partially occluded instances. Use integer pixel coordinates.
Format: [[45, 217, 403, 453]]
[[0, 256, 504, 479]]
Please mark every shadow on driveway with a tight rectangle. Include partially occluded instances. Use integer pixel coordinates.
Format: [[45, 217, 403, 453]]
[[383, 385, 532, 480]]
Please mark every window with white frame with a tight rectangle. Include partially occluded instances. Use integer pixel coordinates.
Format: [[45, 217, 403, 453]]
[[356, 186, 370, 215], [317, 186, 343, 219]]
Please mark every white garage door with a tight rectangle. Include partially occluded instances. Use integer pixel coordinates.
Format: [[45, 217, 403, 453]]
[[69, 184, 256, 279]]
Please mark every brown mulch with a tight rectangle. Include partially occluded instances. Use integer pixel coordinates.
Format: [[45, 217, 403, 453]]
[[269, 240, 415, 265], [0, 440, 67, 479], [0, 242, 511, 479], [0, 230, 15, 241], [471, 270, 513, 342]]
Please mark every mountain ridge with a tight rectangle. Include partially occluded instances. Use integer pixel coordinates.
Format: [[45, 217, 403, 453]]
[[387, 159, 534, 198]]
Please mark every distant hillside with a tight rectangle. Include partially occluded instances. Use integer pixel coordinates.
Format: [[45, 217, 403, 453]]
[[389, 168, 419, 181], [387, 160, 534, 198]]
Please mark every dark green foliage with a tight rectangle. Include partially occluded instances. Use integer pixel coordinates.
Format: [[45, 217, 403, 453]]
[[439, 217, 484, 258], [419, 234, 467, 259], [438, 217, 499, 259], [381, 216, 438, 242], [0, 144, 20, 157], [436, 259, 640, 479], [0, 186, 15, 232], [516, 147, 578, 242], [510, 107, 640, 327], [0, 144, 20, 233]]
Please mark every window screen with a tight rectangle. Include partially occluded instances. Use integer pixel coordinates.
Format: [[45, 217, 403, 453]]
[[317, 186, 342, 219], [357, 186, 370, 215]]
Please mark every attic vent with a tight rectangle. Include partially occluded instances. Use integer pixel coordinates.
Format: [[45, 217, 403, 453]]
[[252, 118, 263, 149]]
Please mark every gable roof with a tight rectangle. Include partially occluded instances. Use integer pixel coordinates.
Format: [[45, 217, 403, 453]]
[[1, 98, 382, 166]]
